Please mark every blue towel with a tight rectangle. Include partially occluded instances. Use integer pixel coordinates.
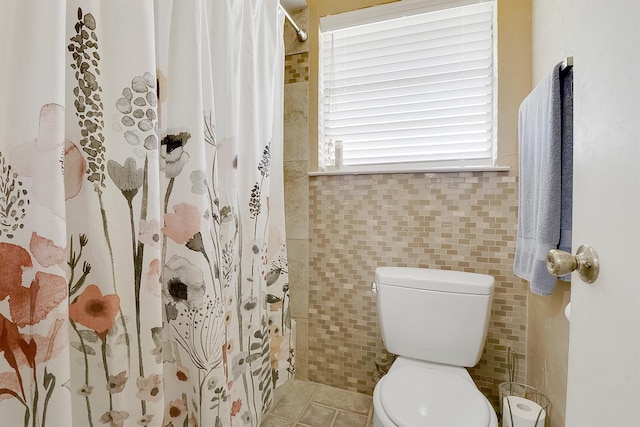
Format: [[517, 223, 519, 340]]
[[559, 67, 573, 256], [514, 62, 573, 296]]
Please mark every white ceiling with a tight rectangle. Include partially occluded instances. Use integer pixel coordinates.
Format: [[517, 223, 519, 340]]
[[280, 0, 307, 11]]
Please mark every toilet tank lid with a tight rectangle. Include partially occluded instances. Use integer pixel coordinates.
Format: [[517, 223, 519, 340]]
[[375, 267, 495, 295]]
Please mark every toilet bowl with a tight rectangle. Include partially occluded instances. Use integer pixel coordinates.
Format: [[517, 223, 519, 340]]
[[372, 267, 498, 427], [373, 357, 498, 427]]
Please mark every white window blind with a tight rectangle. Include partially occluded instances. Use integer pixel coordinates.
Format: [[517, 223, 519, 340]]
[[318, 1, 495, 171]]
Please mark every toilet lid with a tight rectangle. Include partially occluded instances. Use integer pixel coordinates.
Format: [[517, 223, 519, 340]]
[[380, 366, 490, 427]]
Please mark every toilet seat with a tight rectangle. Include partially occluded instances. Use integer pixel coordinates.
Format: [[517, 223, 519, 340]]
[[379, 366, 491, 427]]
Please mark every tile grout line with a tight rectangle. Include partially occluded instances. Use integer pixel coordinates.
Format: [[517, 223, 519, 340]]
[[294, 383, 321, 424], [267, 380, 374, 426], [328, 409, 339, 427]]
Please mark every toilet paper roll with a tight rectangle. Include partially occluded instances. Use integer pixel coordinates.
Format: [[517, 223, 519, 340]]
[[503, 396, 546, 427]]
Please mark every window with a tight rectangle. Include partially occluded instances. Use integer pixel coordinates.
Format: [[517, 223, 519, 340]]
[[318, 0, 495, 172]]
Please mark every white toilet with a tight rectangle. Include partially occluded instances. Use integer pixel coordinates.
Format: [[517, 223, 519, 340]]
[[372, 267, 498, 427]]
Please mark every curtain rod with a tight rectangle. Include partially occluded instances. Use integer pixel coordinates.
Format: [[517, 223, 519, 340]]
[[279, 4, 308, 42]]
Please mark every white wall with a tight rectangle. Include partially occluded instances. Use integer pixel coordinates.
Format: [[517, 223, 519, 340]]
[[528, 1, 574, 426], [532, 0, 574, 82]]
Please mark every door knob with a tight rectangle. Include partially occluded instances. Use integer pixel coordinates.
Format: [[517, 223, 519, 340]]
[[546, 244, 600, 284]]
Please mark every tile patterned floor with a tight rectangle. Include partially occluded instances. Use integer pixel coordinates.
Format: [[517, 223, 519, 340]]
[[262, 380, 374, 427]]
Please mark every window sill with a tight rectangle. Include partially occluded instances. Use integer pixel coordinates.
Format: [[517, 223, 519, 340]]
[[308, 165, 510, 177]]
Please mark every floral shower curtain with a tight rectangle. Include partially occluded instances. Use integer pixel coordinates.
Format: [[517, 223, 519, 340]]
[[0, 1, 293, 426]]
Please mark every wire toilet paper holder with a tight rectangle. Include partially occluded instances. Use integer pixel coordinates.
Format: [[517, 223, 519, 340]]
[[499, 382, 551, 427]]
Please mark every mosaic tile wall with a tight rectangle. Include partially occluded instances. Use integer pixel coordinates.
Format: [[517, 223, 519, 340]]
[[285, 52, 309, 84], [307, 172, 528, 409]]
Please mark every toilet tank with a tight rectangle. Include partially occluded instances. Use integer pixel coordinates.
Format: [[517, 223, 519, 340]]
[[374, 267, 494, 367]]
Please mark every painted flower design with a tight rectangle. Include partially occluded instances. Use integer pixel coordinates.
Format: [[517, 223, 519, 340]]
[[0, 242, 33, 300], [206, 375, 217, 391], [150, 326, 174, 364], [10, 272, 67, 328], [239, 411, 252, 424], [0, 242, 67, 328], [230, 398, 243, 417], [143, 258, 162, 297], [175, 365, 189, 382], [99, 409, 129, 427], [164, 303, 179, 322], [0, 371, 21, 401], [139, 219, 161, 247], [69, 284, 120, 340], [106, 370, 128, 394], [107, 157, 143, 202], [189, 413, 198, 426], [232, 351, 249, 379], [0, 314, 66, 392], [160, 132, 191, 178], [189, 169, 207, 195], [115, 73, 158, 150], [137, 414, 154, 426], [136, 373, 163, 402], [29, 231, 66, 268], [225, 340, 234, 356], [64, 140, 86, 199], [0, 313, 29, 372], [77, 384, 94, 397], [26, 319, 67, 366], [162, 203, 201, 245], [165, 395, 188, 424], [172, 297, 225, 371], [9, 103, 66, 218], [162, 255, 205, 310]]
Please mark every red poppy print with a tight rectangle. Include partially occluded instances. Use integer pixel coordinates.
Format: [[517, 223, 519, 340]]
[[10, 272, 67, 328], [0, 243, 32, 300], [69, 285, 120, 340]]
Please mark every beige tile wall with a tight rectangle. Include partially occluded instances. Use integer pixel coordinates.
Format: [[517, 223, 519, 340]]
[[285, 52, 309, 84], [306, 172, 528, 409]]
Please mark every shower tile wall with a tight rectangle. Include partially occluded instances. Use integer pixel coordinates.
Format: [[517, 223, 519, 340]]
[[285, 52, 309, 84], [307, 172, 528, 409], [283, 8, 311, 383], [282, 6, 528, 410]]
